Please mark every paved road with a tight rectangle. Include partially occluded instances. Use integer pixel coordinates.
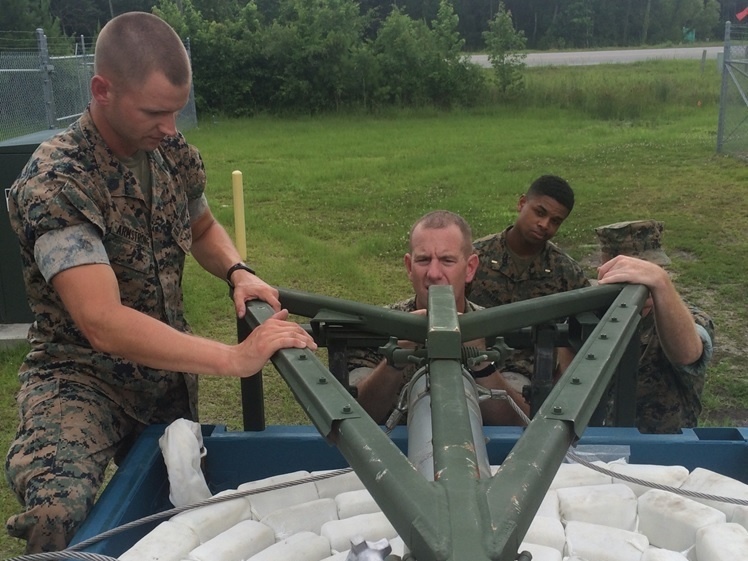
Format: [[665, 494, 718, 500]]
[[470, 46, 723, 68]]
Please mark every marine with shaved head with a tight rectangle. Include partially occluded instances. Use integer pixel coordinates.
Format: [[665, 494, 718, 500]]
[[5, 12, 314, 552]]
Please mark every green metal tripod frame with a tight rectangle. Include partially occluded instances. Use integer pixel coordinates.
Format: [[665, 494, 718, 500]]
[[242, 282, 648, 561]]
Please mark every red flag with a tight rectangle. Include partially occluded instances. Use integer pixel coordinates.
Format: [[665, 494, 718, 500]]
[[737, 6, 748, 21]]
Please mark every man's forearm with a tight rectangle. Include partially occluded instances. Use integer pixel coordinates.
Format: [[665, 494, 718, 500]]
[[355, 361, 404, 424], [652, 278, 703, 366], [190, 209, 246, 280]]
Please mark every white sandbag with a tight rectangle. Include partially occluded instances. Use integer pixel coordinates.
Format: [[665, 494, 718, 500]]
[[238, 470, 319, 520], [518, 542, 562, 561], [536, 490, 560, 519], [159, 419, 211, 508], [246, 531, 331, 561], [119, 520, 200, 561], [318, 551, 350, 561], [335, 489, 381, 518], [549, 461, 611, 490], [389, 535, 409, 558], [680, 467, 748, 519], [557, 483, 638, 531], [637, 489, 726, 551], [171, 489, 252, 543], [320, 511, 398, 553], [313, 469, 365, 499], [695, 522, 748, 561], [260, 498, 339, 540], [524, 516, 565, 552], [730, 504, 748, 531], [641, 548, 689, 561], [186, 519, 274, 561], [565, 520, 649, 561], [607, 460, 690, 497]]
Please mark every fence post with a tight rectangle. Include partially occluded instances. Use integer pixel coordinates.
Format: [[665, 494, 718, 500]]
[[716, 20, 731, 153], [36, 28, 56, 130]]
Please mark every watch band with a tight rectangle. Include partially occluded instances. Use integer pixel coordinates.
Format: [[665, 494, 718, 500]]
[[226, 262, 256, 287], [471, 362, 497, 379]]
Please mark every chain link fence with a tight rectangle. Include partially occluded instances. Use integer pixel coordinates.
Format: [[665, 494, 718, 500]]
[[0, 29, 198, 143], [717, 22, 748, 158]]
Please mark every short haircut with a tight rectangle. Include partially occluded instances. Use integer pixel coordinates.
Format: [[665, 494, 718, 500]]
[[94, 12, 191, 88], [409, 210, 474, 257], [526, 175, 575, 212]]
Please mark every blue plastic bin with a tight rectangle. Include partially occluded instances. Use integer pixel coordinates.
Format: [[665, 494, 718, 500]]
[[70, 424, 748, 557]]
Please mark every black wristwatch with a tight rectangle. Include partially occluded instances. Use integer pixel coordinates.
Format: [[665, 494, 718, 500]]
[[471, 362, 497, 379], [226, 262, 256, 287]]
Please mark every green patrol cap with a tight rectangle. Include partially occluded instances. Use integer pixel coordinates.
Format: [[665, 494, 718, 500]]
[[594, 219, 671, 266]]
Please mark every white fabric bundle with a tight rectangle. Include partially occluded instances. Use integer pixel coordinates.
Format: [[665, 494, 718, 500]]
[[335, 489, 381, 518], [171, 489, 252, 543], [557, 483, 638, 531], [731, 504, 748, 530], [119, 521, 200, 561], [536, 490, 560, 519], [641, 547, 689, 561], [238, 470, 320, 520], [637, 489, 726, 551], [695, 522, 748, 561], [312, 470, 365, 499], [245, 531, 331, 561], [186, 519, 274, 561], [564, 520, 649, 561], [524, 516, 565, 552], [158, 419, 211, 507], [260, 498, 339, 540], [518, 542, 562, 561], [680, 467, 748, 519], [549, 461, 611, 490], [320, 512, 397, 552], [608, 460, 690, 497]]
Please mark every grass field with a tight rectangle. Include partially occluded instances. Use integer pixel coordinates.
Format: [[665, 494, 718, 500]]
[[1, 58, 747, 557]]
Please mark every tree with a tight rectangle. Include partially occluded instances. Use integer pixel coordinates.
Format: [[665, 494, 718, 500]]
[[51, 0, 101, 36], [261, 0, 370, 112], [552, 0, 594, 48], [483, 2, 526, 94], [0, 0, 66, 44]]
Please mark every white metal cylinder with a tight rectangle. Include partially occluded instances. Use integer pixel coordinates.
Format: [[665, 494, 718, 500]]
[[406, 370, 491, 481]]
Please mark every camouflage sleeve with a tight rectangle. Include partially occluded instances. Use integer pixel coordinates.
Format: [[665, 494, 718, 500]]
[[188, 193, 209, 224], [15, 178, 107, 247], [675, 306, 715, 376], [160, 135, 206, 204], [34, 223, 109, 282], [557, 252, 590, 290], [184, 143, 207, 203], [347, 346, 384, 372]]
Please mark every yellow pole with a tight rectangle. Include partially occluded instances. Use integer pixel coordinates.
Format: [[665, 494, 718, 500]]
[[232, 170, 247, 260]]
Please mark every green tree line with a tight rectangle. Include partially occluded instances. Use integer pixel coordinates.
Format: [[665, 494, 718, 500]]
[[0, 0, 739, 114], [2, 0, 739, 47]]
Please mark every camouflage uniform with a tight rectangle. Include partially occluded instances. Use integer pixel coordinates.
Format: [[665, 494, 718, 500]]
[[347, 296, 482, 419], [469, 226, 590, 377], [5, 108, 204, 550], [595, 220, 715, 434], [635, 307, 714, 433]]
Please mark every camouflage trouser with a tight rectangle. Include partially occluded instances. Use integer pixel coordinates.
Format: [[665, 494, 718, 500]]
[[5, 378, 140, 553]]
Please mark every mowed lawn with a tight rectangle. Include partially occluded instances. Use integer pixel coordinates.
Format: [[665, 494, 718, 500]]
[[1, 59, 747, 557]]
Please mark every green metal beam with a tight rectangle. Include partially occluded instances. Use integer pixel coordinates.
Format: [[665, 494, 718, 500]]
[[279, 287, 428, 342], [244, 283, 649, 561], [459, 283, 625, 341]]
